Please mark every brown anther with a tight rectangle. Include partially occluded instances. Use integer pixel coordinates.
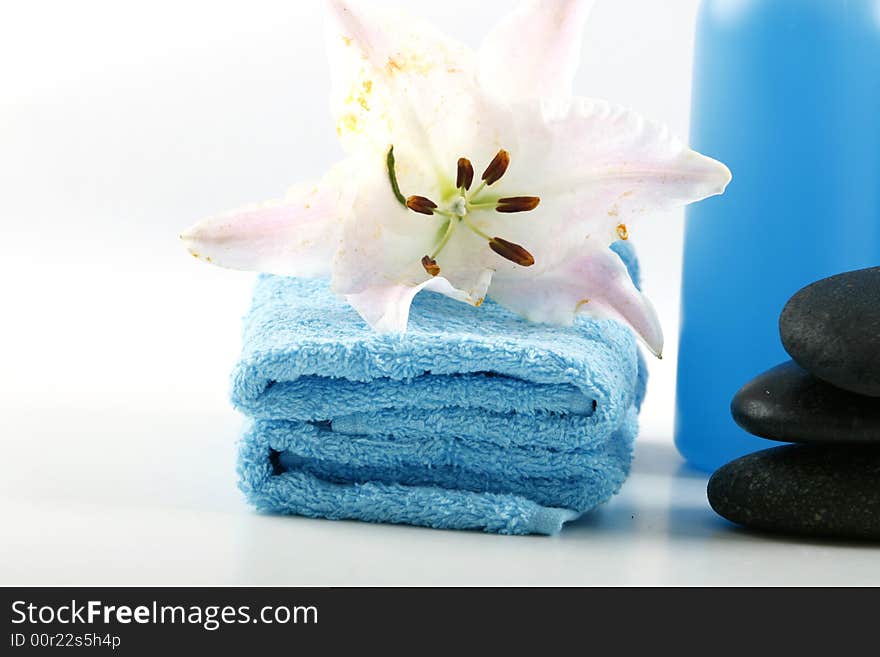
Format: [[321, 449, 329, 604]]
[[421, 255, 440, 277], [496, 196, 541, 213], [616, 223, 629, 240], [489, 237, 535, 267], [456, 158, 475, 190], [481, 149, 510, 186], [406, 195, 438, 215]]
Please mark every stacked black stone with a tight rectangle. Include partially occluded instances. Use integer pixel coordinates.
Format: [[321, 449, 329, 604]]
[[707, 267, 880, 540]]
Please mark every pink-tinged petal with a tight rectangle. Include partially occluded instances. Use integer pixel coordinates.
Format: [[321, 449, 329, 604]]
[[478, 0, 595, 104], [180, 160, 356, 277], [496, 97, 731, 264], [345, 274, 491, 334], [489, 244, 664, 356], [324, 0, 509, 172]]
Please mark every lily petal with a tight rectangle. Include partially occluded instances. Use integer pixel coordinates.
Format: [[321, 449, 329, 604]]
[[346, 275, 490, 334], [498, 97, 731, 263], [180, 159, 356, 277], [324, 0, 509, 174], [478, 0, 595, 105], [489, 244, 664, 356]]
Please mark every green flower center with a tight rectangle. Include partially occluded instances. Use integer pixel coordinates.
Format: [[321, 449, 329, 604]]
[[386, 146, 539, 275]]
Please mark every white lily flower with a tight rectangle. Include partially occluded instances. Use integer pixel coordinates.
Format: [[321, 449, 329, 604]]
[[181, 0, 731, 357]]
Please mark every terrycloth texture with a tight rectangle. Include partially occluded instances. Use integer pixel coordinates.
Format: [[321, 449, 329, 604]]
[[235, 242, 648, 535]]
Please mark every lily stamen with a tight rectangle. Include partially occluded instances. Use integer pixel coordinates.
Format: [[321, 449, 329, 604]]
[[462, 215, 492, 241], [456, 158, 474, 190], [406, 195, 438, 215], [391, 145, 539, 271], [496, 196, 541, 213], [481, 149, 510, 186], [421, 255, 441, 276], [489, 237, 535, 267], [432, 218, 458, 255]]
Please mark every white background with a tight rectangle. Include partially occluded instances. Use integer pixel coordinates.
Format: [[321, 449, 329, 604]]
[[3, 0, 877, 585]]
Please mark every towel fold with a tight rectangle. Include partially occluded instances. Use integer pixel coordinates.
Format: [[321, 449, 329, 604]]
[[234, 243, 647, 535]]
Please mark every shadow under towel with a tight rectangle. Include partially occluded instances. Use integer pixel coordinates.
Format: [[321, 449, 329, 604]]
[[234, 244, 648, 535]]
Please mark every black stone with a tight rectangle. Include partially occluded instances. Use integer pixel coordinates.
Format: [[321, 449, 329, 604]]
[[780, 266, 880, 397], [708, 445, 880, 540], [731, 361, 880, 444]]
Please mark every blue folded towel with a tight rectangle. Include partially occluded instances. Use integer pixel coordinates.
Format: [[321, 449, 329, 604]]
[[234, 243, 647, 535]]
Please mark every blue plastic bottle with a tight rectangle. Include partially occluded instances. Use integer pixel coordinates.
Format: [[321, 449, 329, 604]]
[[676, 0, 880, 472]]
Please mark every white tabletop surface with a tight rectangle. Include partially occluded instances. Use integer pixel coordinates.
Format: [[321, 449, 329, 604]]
[[3, 403, 879, 587], [3, 1, 879, 587]]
